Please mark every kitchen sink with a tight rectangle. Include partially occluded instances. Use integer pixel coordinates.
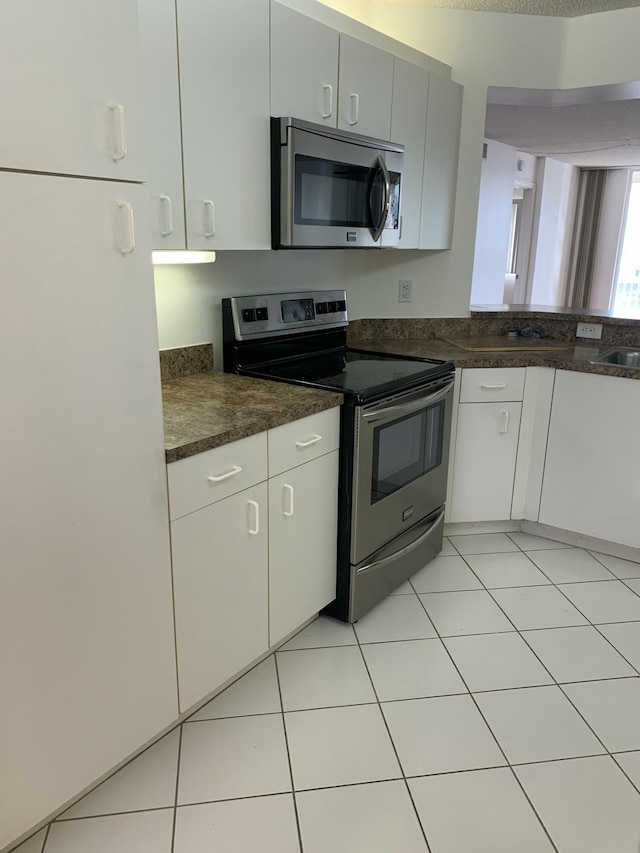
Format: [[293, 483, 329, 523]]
[[590, 346, 640, 369]]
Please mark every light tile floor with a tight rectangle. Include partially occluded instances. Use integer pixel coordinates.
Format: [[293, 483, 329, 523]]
[[12, 532, 640, 853]]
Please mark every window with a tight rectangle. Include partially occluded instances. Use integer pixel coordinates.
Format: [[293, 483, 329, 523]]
[[612, 171, 640, 316]]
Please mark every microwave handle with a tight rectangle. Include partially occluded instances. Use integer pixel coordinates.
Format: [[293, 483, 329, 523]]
[[370, 156, 391, 243], [363, 380, 454, 424]]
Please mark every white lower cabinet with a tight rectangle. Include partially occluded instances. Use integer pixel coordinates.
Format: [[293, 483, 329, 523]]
[[171, 483, 269, 711], [449, 368, 525, 522], [450, 401, 522, 522], [539, 370, 640, 548], [168, 408, 340, 712], [269, 451, 339, 646]]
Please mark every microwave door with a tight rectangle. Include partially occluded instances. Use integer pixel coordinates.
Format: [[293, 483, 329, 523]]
[[369, 156, 391, 243]]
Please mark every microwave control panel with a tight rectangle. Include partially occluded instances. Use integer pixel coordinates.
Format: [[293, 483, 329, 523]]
[[226, 290, 348, 340]]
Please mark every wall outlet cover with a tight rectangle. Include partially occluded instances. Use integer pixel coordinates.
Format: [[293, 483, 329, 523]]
[[576, 322, 603, 339], [398, 279, 413, 303]]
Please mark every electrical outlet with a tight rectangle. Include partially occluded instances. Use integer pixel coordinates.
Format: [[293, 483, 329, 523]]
[[398, 279, 413, 303], [576, 322, 603, 340]]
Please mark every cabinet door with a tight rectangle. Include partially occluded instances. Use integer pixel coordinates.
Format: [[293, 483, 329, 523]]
[[177, 0, 271, 249], [338, 35, 393, 140], [0, 0, 145, 180], [539, 370, 640, 548], [138, 0, 187, 249], [449, 402, 522, 523], [0, 172, 176, 847], [419, 74, 463, 250], [271, 2, 339, 127], [269, 451, 339, 646], [391, 59, 429, 249], [171, 483, 269, 711]]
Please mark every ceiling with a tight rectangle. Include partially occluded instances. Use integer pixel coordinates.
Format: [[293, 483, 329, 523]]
[[484, 84, 640, 167], [379, 0, 640, 16]]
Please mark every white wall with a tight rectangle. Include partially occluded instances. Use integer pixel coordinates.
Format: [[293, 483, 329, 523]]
[[528, 157, 579, 306], [470, 140, 517, 304], [561, 7, 640, 88], [362, 6, 565, 89]]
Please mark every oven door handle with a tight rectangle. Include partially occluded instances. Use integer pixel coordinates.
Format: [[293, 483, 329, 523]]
[[362, 380, 454, 424], [357, 509, 445, 575]]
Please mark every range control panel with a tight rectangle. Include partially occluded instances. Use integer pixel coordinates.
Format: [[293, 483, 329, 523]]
[[226, 290, 348, 340]]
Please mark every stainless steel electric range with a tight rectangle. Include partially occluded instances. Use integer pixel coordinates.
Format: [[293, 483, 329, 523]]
[[222, 290, 455, 622]]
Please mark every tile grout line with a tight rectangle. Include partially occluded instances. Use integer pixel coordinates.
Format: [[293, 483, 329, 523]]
[[352, 623, 434, 853], [498, 572, 640, 789], [273, 653, 304, 853], [413, 584, 562, 853], [169, 724, 183, 853], [448, 544, 640, 776], [590, 623, 640, 678], [49, 806, 178, 824]]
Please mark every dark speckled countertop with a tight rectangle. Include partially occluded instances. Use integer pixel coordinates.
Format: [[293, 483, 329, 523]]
[[354, 337, 640, 378], [162, 372, 343, 463]]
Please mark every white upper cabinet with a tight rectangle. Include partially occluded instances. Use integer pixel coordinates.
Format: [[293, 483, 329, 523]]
[[271, 2, 339, 126], [338, 35, 394, 140], [0, 0, 145, 181], [137, 0, 186, 249], [176, 0, 271, 249], [419, 74, 463, 250], [391, 58, 429, 249]]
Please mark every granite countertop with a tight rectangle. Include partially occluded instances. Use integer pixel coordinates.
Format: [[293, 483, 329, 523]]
[[353, 337, 640, 378], [162, 372, 343, 463]]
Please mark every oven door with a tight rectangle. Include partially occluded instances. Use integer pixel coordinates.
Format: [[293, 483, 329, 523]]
[[350, 375, 454, 565]]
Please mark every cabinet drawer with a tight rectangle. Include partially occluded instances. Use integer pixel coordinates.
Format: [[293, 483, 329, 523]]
[[268, 408, 340, 476], [459, 368, 526, 403], [167, 432, 268, 520]]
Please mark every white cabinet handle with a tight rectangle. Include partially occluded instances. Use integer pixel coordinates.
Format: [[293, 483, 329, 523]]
[[348, 92, 359, 126], [109, 103, 128, 161], [208, 465, 242, 483], [481, 383, 507, 390], [117, 201, 135, 255], [322, 84, 333, 118], [283, 484, 295, 517], [500, 409, 510, 434], [160, 195, 173, 237], [295, 434, 322, 449], [247, 500, 260, 535], [203, 200, 216, 238]]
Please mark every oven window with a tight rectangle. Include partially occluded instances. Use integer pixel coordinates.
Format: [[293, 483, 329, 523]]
[[371, 401, 444, 504]]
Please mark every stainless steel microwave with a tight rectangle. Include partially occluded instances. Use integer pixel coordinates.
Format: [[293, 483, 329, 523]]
[[271, 117, 404, 249]]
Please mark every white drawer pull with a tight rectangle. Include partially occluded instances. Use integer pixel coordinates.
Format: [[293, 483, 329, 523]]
[[109, 102, 127, 161], [203, 200, 216, 238], [500, 409, 510, 434], [283, 484, 295, 517], [349, 92, 359, 126], [160, 195, 173, 237], [248, 500, 260, 535], [296, 434, 322, 449], [208, 465, 242, 483], [117, 201, 135, 255], [322, 84, 333, 118], [481, 383, 507, 390]]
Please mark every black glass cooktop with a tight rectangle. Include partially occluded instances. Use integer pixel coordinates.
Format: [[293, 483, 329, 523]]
[[243, 349, 453, 403]]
